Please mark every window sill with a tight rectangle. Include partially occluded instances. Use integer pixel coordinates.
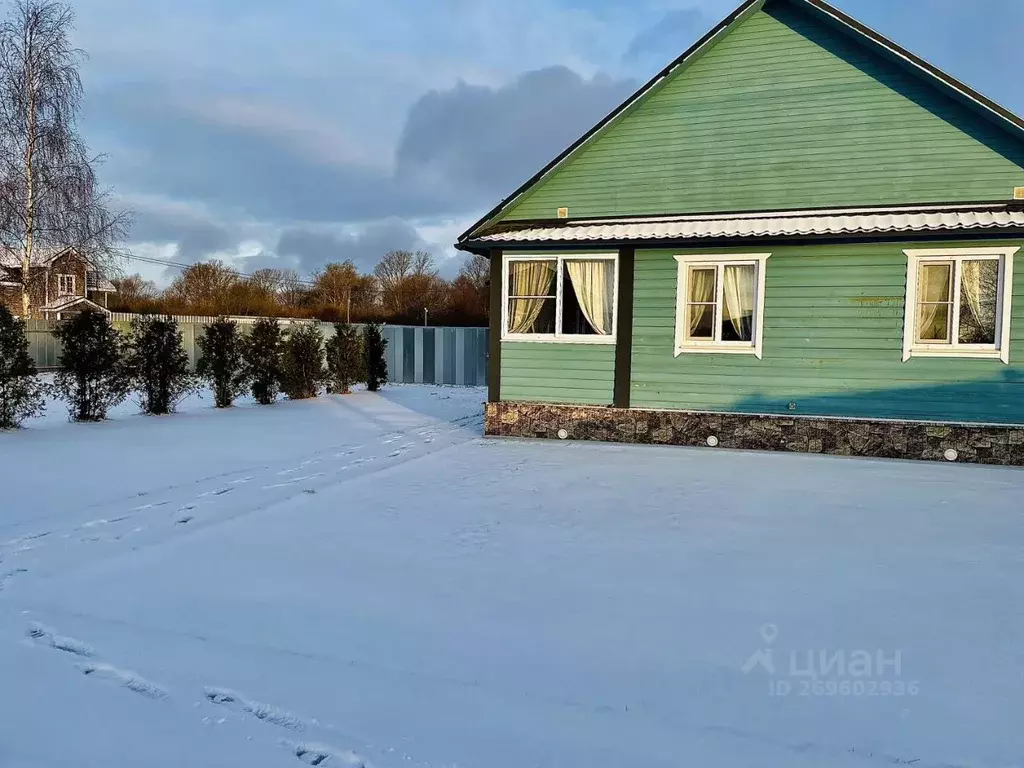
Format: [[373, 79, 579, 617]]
[[502, 335, 616, 345], [903, 346, 1008, 364], [675, 344, 762, 359]]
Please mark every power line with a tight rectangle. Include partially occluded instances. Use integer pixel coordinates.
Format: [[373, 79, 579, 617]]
[[124, 253, 319, 287]]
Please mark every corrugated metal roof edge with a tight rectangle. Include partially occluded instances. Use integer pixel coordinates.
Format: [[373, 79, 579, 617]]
[[464, 209, 1024, 250]]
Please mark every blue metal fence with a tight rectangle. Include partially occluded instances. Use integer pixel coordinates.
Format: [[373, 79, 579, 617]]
[[382, 325, 489, 386]]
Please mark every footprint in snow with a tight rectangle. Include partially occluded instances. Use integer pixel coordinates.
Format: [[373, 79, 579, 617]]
[[79, 663, 169, 699], [205, 688, 305, 731], [284, 741, 368, 768], [27, 623, 95, 658]]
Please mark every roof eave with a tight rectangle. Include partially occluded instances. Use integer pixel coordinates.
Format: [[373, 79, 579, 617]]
[[466, 227, 1024, 252]]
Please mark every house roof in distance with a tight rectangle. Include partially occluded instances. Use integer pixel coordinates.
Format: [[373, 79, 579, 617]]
[[0, 246, 80, 269]]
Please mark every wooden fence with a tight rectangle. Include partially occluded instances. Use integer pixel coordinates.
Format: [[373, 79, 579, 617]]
[[24, 318, 489, 387]]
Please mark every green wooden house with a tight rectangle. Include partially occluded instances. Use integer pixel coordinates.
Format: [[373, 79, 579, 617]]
[[456, 0, 1024, 465]]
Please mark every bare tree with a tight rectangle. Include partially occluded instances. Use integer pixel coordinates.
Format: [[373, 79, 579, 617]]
[[276, 268, 309, 310], [458, 253, 489, 290], [374, 250, 437, 314], [248, 267, 286, 296], [165, 261, 238, 315], [314, 260, 377, 320], [0, 0, 130, 317], [111, 273, 157, 303]]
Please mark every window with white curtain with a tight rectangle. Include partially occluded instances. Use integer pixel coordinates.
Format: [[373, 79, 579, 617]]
[[673, 253, 770, 358], [502, 254, 617, 343], [902, 247, 1017, 364]]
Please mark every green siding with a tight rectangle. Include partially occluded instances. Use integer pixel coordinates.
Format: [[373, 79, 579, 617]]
[[631, 240, 1024, 424], [501, 343, 615, 405], [500, 1, 1024, 221]]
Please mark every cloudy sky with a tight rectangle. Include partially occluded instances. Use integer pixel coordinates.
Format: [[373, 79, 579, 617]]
[[65, 0, 1024, 284]]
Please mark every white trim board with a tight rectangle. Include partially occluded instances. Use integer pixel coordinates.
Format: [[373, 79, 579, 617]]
[[673, 253, 771, 359], [501, 252, 619, 344], [901, 246, 1018, 364]]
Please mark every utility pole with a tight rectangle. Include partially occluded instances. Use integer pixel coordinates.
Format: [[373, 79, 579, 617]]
[[346, 290, 351, 324]]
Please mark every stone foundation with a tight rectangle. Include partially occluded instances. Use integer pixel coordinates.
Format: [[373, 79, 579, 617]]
[[485, 402, 1024, 466]]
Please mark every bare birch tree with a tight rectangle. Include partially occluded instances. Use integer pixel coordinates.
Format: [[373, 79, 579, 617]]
[[0, 0, 130, 317]]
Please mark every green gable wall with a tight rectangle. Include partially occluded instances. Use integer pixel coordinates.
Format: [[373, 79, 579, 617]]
[[501, 343, 615, 405], [498, 1, 1024, 222], [631, 239, 1024, 424]]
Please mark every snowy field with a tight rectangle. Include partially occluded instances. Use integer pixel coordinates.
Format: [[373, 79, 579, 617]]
[[2, 387, 1023, 768]]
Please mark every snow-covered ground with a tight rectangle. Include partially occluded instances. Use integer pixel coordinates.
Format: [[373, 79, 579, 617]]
[[2, 387, 1023, 768]]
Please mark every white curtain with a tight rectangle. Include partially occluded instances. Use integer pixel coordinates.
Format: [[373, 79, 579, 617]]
[[959, 260, 997, 343], [688, 268, 715, 336], [566, 260, 614, 335], [917, 263, 951, 341], [961, 261, 984, 328], [723, 265, 756, 341], [508, 261, 555, 334]]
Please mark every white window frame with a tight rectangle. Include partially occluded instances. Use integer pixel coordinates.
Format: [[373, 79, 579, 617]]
[[501, 252, 618, 344], [673, 253, 770, 359], [902, 247, 1017, 364], [57, 273, 76, 296]]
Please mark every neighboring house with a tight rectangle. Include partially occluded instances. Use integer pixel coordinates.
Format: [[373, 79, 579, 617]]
[[458, 0, 1024, 465], [0, 248, 115, 319]]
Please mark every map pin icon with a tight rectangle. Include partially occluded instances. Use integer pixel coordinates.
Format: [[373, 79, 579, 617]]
[[760, 624, 779, 645]]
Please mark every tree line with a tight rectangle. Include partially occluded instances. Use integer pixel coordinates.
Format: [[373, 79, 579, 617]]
[[113, 250, 490, 327], [0, 303, 389, 429]]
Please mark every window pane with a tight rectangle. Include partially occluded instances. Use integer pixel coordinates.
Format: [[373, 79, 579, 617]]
[[958, 259, 998, 345], [917, 303, 951, 342], [563, 260, 615, 335], [507, 260, 555, 298], [507, 297, 555, 334], [919, 263, 951, 302], [688, 267, 716, 303], [685, 267, 716, 340], [721, 264, 756, 342], [687, 304, 715, 339]]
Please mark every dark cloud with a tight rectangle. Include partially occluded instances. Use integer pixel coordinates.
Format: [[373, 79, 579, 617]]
[[91, 67, 636, 274], [275, 218, 424, 273], [89, 84, 440, 224], [622, 9, 710, 69], [90, 67, 636, 230], [395, 66, 637, 206]]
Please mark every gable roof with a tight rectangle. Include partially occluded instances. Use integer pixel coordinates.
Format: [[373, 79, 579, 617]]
[[457, 0, 1024, 247], [0, 246, 92, 269], [40, 295, 111, 315]]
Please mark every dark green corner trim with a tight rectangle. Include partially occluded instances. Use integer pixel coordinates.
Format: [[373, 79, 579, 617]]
[[613, 246, 635, 408], [488, 248, 503, 403]]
